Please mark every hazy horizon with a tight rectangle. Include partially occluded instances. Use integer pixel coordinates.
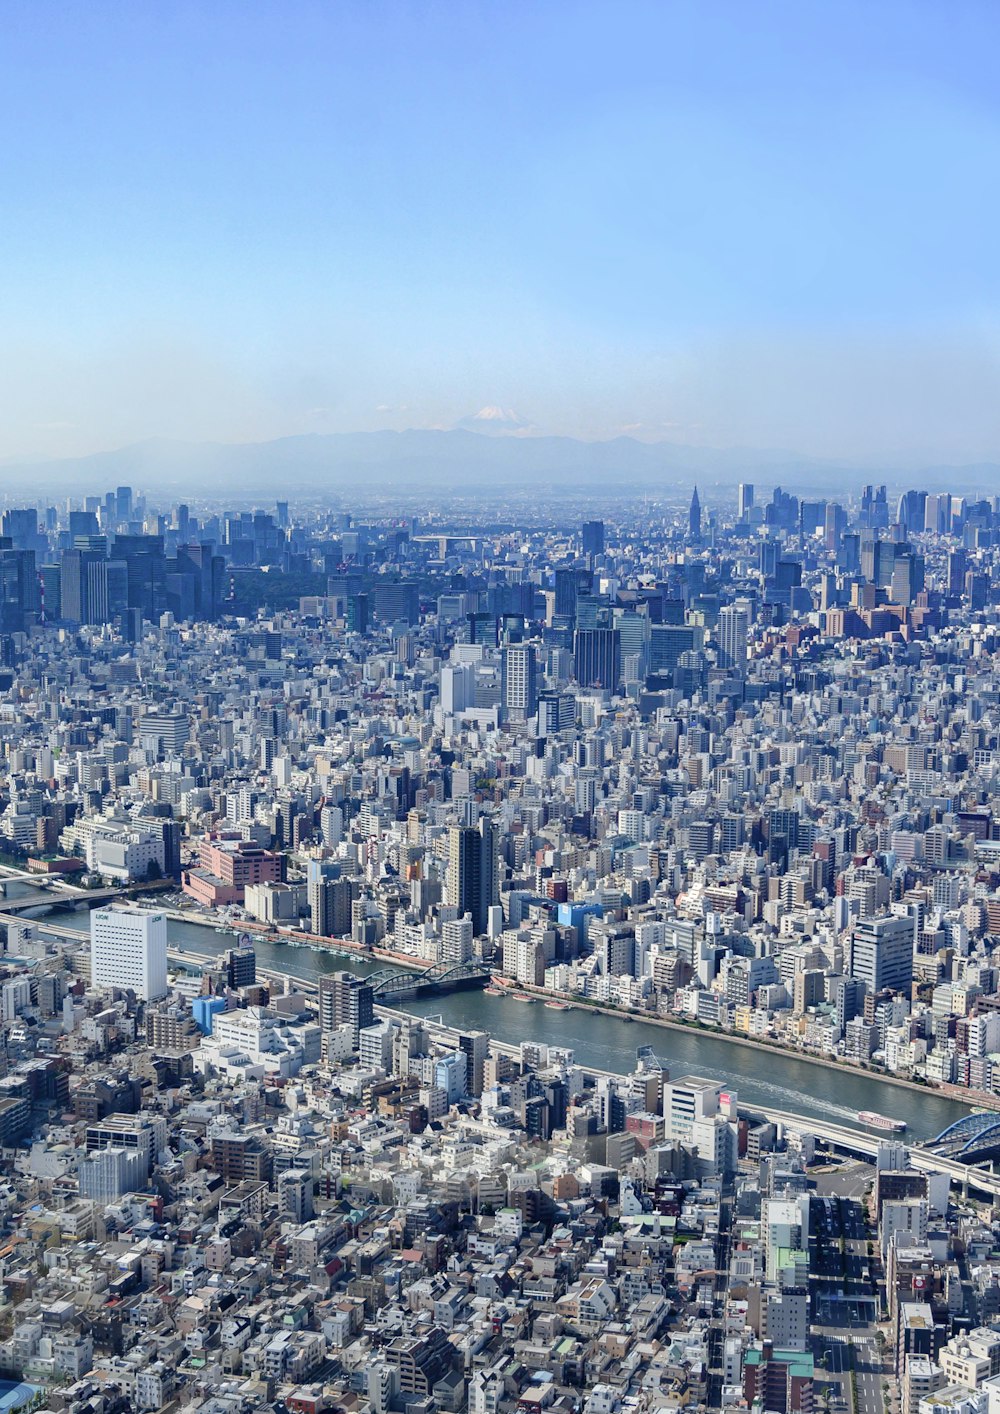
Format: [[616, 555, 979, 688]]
[[2, 1, 999, 469]]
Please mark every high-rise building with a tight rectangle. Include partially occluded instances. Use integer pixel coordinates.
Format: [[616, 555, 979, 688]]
[[573, 627, 621, 690], [738, 483, 754, 520], [309, 866, 355, 938], [139, 712, 190, 756], [90, 908, 168, 1001], [536, 692, 575, 736], [717, 604, 749, 675], [307, 859, 338, 935], [457, 1030, 489, 1097], [224, 945, 256, 990], [947, 549, 967, 598], [501, 644, 537, 722], [346, 593, 370, 633], [581, 519, 605, 558], [850, 914, 914, 995], [447, 819, 499, 936], [689, 486, 702, 541], [318, 971, 374, 1047]]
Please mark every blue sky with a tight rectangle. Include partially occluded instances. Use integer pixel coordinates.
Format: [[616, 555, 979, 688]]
[[1, 0, 999, 465]]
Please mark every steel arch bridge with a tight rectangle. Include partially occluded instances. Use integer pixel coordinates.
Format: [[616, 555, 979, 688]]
[[367, 959, 491, 998], [929, 1111, 1000, 1157]]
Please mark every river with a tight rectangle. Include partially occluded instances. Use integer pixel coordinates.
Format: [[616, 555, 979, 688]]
[[44, 907, 970, 1142]]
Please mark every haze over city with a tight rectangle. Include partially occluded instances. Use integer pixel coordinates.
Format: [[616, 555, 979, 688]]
[[2, 1, 999, 474]]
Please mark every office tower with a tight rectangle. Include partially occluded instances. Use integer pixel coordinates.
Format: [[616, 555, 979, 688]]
[[861, 483, 889, 529], [83, 556, 128, 625], [90, 908, 168, 1001], [649, 623, 698, 675], [688, 486, 702, 541], [116, 486, 133, 521], [573, 627, 621, 690], [373, 580, 419, 625], [798, 500, 826, 536], [224, 945, 256, 990], [69, 509, 100, 539], [738, 483, 754, 520], [447, 818, 499, 936], [759, 539, 779, 579], [1, 509, 38, 549], [923, 493, 950, 535], [0, 546, 38, 632], [113, 533, 167, 622], [850, 914, 914, 995], [501, 643, 537, 722], [536, 692, 575, 736], [947, 549, 967, 598], [173, 542, 224, 621], [318, 971, 374, 1047], [838, 531, 861, 576], [346, 593, 369, 633], [895, 489, 926, 534], [553, 566, 592, 621], [60, 548, 101, 624], [966, 571, 988, 610], [614, 609, 649, 680], [441, 662, 475, 715], [824, 501, 848, 552], [717, 604, 749, 675], [768, 559, 802, 605], [891, 552, 924, 607], [466, 610, 495, 645], [139, 712, 190, 756], [581, 519, 605, 558]]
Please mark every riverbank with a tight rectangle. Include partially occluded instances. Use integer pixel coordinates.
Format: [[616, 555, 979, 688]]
[[497, 980, 998, 1113], [158, 900, 982, 1123]]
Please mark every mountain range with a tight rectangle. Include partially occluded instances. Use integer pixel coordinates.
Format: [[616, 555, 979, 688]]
[[1, 428, 995, 501]]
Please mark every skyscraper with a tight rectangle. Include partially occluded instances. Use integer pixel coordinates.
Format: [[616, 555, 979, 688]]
[[447, 818, 499, 936], [574, 627, 621, 690], [717, 604, 749, 675], [689, 486, 702, 542], [581, 519, 605, 559], [90, 908, 168, 1001], [501, 644, 538, 722], [738, 483, 754, 520]]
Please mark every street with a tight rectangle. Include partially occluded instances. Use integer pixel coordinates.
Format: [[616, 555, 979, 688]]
[[811, 1167, 887, 1414]]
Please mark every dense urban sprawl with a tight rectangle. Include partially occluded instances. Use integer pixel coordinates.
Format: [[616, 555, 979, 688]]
[[0, 482, 997, 1413]]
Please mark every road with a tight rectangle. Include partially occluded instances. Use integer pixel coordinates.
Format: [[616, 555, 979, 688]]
[[811, 1176, 887, 1414], [706, 1187, 734, 1409]]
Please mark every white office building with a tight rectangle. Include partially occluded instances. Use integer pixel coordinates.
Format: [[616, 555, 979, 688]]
[[90, 908, 168, 1000]]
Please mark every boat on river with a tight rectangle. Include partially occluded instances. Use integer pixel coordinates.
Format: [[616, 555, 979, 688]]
[[857, 1110, 906, 1131]]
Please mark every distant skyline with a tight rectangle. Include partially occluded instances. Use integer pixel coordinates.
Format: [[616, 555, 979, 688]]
[[2, 1, 999, 468]]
